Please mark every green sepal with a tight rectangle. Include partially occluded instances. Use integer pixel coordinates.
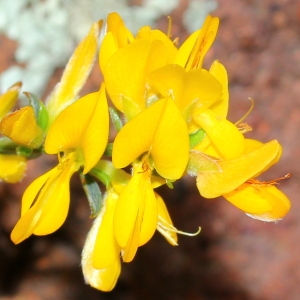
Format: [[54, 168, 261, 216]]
[[187, 150, 221, 176], [89, 167, 111, 187], [104, 143, 113, 157], [24, 92, 49, 131], [16, 146, 33, 157], [189, 128, 206, 148], [0, 137, 17, 154], [109, 107, 123, 132], [166, 179, 174, 189], [80, 172, 103, 218]]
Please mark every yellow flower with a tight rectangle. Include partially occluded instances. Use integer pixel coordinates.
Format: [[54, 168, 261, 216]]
[[112, 97, 190, 261], [194, 139, 290, 220], [11, 85, 109, 244], [0, 82, 27, 183], [100, 13, 220, 121], [0, 106, 43, 148]]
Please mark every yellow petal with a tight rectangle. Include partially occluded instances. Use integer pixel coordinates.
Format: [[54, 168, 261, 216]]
[[82, 204, 121, 292], [112, 98, 189, 180], [106, 12, 134, 48], [147, 65, 222, 123], [136, 26, 177, 61], [83, 258, 120, 292], [197, 140, 281, 198], [113, 160, 157, 262], [147, 64, 186, 104], [103, 39, 169, 119], [156, 193, 178, 245], [0, 154, 26, 183], [175, 16, 219, 70], [223, 183, 291, 221], [11, 160, 78, 244], [0, 106, 43, 148], [99, 31, 119, 72], [45, 86, 109, 173], [46, 20, 102, 124], [0, 82, 21, 118], [208, 61, 229, 119], [92, 190, 121, 269], [193, 109, 246, 160], [99, 12, 134, 71]]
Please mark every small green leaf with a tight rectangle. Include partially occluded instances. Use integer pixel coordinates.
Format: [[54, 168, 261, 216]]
[[109, 107, 123, 132], [80, 172, 103, 218], [189, 128, 206, 148]]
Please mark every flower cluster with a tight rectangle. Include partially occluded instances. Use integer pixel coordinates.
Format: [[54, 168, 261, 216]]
[[0, 13, 291, 291]]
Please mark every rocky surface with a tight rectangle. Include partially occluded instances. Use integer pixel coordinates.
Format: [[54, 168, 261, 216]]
[[0, 0, 300, 299]]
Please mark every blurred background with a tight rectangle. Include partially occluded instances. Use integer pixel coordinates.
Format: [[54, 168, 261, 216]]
[[0, 0, 300, 299]]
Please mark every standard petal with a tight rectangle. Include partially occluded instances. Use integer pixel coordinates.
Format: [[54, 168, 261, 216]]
[[99, 12, 134, 71], [197, 140, 281, 198], [136, 26, 177, 61], [45, 87, 109, 173], [81, 85, 109, 173], [103, 39, 169, 119], [46, 20, 102, 124], [113, 98, 189, 180]]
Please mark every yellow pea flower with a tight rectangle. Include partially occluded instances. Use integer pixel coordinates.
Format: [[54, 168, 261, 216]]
[[0, 82, 27, 183], [11, 85, 109, 244], [0, 106, 43, 148], [196, 139, 282, 198], [112, 98, 189, 262]]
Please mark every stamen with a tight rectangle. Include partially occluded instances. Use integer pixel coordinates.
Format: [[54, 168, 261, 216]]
[[158, 215, 201, 237], [167, 16, 172, 38], [237, 122, 252, 134], [235, 97, 254, 126], [247, 173, 292, 187]]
